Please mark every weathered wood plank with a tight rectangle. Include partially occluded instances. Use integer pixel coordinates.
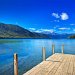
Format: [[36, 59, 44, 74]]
[[23, 54, 75, 75], [28, 54, 60, 75], [67, 55, 73, 75], [55, 54, 68, 75]]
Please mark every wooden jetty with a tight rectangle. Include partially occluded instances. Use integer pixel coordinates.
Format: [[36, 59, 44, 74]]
[[23, 53, 75, 75], [14, 45, 75, 75]]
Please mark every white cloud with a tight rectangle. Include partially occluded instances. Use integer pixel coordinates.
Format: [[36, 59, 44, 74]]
[[58, 27, 70, 30], [52, 12, 69, 21], [35, 29, 54, 33], [60, 13, 69, 20], [29, 28, 36, 31], [35, 30, 42, 33], [42, 29, 54, 33], [52, 13, 60, 18], [29, 28, 55, 33]]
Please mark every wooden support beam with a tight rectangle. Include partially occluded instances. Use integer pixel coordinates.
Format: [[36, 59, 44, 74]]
[[62, 44, 64, 54], [14, 53, 18, 75], [42, 47, 46, 61], [52, 44, 55, 54]]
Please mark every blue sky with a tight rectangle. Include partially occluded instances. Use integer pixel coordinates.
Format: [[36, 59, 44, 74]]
[[0, 0, 75, 34]]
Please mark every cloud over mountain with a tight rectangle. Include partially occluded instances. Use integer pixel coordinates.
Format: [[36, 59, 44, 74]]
[[58, 27, 70, 30]]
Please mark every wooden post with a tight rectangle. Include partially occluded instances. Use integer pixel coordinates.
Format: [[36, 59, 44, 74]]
[[52, 44, 55, 54], [42, 47, 46, 61], [62, 45, 64, 54], [14, 53, 18, 75]]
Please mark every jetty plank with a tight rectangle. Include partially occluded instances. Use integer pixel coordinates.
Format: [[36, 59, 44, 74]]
[[23, 54, 75, 75]]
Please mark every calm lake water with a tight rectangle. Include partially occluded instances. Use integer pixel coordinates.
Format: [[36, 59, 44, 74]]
[[0, 39, 75, 75]]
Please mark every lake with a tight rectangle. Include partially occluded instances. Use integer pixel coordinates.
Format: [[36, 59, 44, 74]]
[[0, 39, 75, 75]]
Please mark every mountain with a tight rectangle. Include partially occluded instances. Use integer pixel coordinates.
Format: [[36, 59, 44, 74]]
[[0, 23, 74, 39], [47, 33, 73, 39], [40, 31, 73, 39], [69, 35, 75, 39], [0, 23, 50, 39]]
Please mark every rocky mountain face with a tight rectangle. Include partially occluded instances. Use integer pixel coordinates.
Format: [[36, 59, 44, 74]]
[[0, 23, 50, 39]]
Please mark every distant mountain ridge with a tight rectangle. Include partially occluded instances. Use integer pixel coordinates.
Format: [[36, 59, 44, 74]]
[[39, 31, 73, 39], [69, 35, 75, 39], [0, 23, 50, 38], [0, 23, 74, 39], [46, 33, 73, 39]]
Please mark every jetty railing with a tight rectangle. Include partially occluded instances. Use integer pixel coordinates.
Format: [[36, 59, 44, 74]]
[[13, 44, 65, 75], [42, 44, 64, 61], [42, 47, 46, 61], [14, 53, 18, 75], [62, 44, 64, 54], [52, 44, 55, 54]]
